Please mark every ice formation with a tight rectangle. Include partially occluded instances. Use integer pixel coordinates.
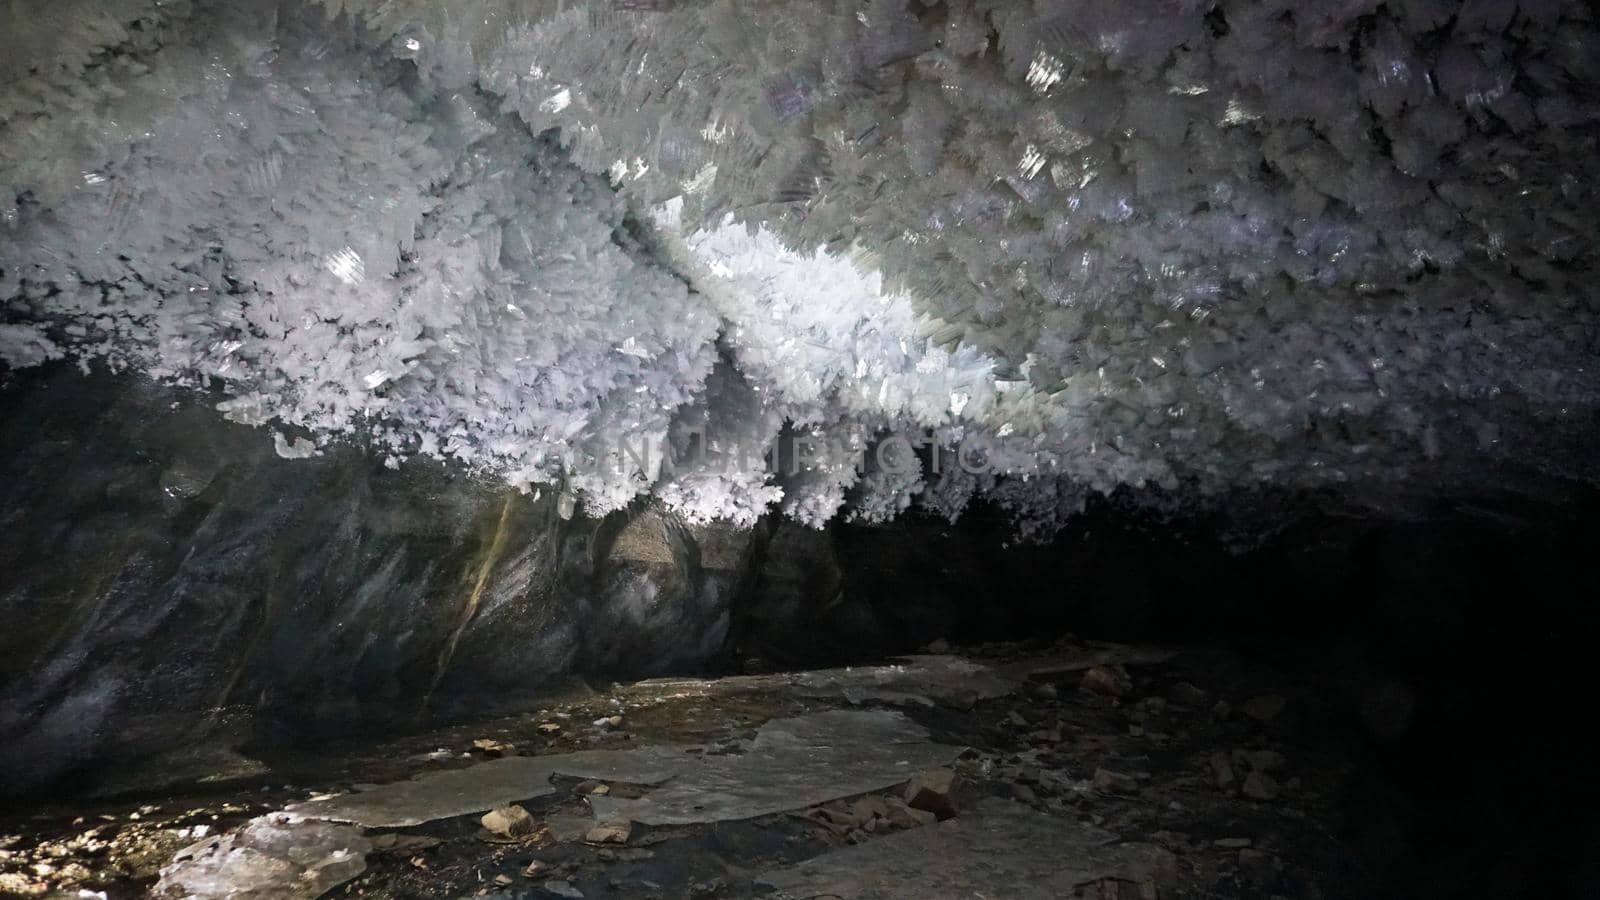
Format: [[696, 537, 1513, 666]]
[[2, 0, 1597, 535]]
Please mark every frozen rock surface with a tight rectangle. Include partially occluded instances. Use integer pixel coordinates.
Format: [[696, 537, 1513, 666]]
[[759, 797, 1175, 899], [291, 709, 960, 828], [587, 709, 960, 826], [155, 815, 371, 900]]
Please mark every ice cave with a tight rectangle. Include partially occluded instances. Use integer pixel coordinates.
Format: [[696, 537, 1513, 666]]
[[1, 0, 1598, 896]]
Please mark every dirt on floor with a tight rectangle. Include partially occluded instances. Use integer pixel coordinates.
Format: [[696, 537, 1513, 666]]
[[0, 636, 1383, 899]]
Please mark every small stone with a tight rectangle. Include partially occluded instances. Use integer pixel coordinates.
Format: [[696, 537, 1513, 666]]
[[1209, 751, 1236, 790], [1007, 710, 1029, 727], [543, 879, 584, 899], [574, 780, 605, 795], [584, 822, 631, 844], [1213, 837, 1252, 848], [903, 768, 959, 820], [1244, 749, 1286, 772], [1170, 682, 1209, 706], [472, 739, 515, 757], [522, 861, 545, 877], [57, 862, 90, 882], [1010, 783, 1038, 803], [1237, 848, 1277, 878], [481, 805, 536, 838], [893, 804, 938, 829], [1032, 682, 1059, 700], [1242, 772, 1280, 801], [1080, 665, 1132, 698], [592, 715, 623, 728], [1092, 768, 1139, 794], [538, 723, 562, 734], [924, 638, 951, 653], [1241, 695, 1287, 723], [495, 874, 514, 886]]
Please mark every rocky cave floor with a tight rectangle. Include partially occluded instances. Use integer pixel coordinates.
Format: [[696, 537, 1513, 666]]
[[1, 638, 1412, 899]]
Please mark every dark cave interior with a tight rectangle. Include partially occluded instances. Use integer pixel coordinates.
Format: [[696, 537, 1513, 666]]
[[3, 365, 1598, 898], [5, 0, 1600, 896]]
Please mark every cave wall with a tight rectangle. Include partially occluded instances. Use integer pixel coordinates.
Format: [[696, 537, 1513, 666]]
[[0, 367, 754, 792], [0, 364, 1059, 795]]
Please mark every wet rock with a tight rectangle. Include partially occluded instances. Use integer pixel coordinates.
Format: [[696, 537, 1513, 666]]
[[1360, 676, 1417, 743], [1092, 768, 1140, 795], [472, 739, 516, 758], [1241, 695, 1287, 723], [1208, 752, 1236, 790], [1237, 847, 1277, 879], [903, 768, 959, 820], [852, 794, 938, 831], [369, 833, 441, 853], [155, 815, 371, 900], [588, 711, 960, 826], [1241, 749, 1286, 773], [481, 805, 536, 838], [1080, 665, 1133, 698], [542, 879, 584, 898], [760, 797, 1174, 899], [584, 822, 631, 844], [545, 816, 594, 842], [1241, 772, 1280, 801]]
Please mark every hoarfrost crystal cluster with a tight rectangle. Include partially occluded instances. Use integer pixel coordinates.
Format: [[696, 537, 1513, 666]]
[[3, 0, 1598, 535]]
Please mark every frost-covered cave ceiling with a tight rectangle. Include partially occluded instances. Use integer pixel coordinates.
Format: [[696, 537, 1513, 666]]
[[1, 0, 1597, 536]]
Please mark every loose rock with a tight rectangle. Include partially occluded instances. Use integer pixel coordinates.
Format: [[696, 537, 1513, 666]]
[[584, 822, 631, 844], [1080, 665, 1133, 698], [903, 768, 959, 820], [1241, 772, 1280, 801], [472, 739, 515, 757], [1092, 768, 1140, 794], [481, 805, 536, 839], [1208, 752, 1236, 790], [1241, 695, 1287, 723]]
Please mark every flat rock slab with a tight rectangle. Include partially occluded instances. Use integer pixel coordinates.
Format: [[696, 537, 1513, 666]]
[[290, 710, 959, 829], [156, 814, 371, 899], [758, 797, 1175, 899], [589, 709, 960, 826], [286, 745, 690, 828], [788, 655, 1019, 708], [624, 645, 1175, 711], [1005, 645, 1179, 681]]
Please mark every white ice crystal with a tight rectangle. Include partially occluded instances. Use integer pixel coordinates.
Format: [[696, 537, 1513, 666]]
[[3, 0, 1598, 537]]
